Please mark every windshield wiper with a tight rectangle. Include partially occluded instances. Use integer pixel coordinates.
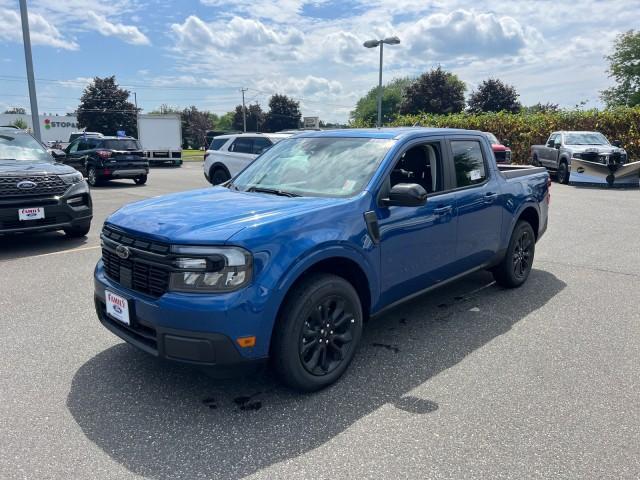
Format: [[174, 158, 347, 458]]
[[246, 186, 301, 197]]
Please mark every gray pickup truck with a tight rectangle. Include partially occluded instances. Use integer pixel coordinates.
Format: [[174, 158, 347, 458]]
[[530, 131, 628, 184]]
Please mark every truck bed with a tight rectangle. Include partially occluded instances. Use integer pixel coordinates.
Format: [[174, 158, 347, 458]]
[[498, 164, 547, 179]]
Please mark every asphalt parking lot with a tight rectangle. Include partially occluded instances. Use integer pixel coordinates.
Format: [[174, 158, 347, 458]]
[[1, 164, 639, 479]]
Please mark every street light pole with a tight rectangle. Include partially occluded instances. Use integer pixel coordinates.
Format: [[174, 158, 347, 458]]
[[363, 36, 400, 129], [377, 42, 383, 129], [241, 87, 248, 132], [19, 0, 41, 141]]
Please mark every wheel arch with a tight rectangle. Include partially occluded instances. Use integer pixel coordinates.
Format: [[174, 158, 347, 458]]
[[208, 162, 231, 178], [515, 205, 540, 240]]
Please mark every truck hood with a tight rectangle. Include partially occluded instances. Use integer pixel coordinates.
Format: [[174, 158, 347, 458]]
[[0, 160, 76, 175], [565, 145, 626, 154], [106, 187, 343, 244]]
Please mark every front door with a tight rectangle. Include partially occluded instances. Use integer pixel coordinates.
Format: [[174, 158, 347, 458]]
[[377, 139, 458, 306]]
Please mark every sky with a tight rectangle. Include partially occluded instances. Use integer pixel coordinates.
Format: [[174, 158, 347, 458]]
[[0, 0, 635, 123]]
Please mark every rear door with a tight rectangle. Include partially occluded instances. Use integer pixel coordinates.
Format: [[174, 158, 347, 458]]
[[224, 137, 257, 176], [448, 137, 503, 273]]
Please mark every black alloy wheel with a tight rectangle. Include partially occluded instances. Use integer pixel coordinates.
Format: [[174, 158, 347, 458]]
[[299, 295, 357, 376]]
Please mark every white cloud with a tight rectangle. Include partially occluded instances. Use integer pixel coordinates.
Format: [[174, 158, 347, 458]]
[[86, 12, 150, 45], [0, 8, 78, 50]]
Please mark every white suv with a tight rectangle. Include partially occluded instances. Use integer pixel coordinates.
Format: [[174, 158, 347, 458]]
[[203, 132, 292, 185]]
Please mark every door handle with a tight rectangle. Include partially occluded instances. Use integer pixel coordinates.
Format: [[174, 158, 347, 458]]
[[433, 205, 452, 215], [484, 192, 498, 203]]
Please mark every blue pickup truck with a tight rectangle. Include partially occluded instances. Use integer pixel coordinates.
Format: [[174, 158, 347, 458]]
[[94, 128, 550, 391]]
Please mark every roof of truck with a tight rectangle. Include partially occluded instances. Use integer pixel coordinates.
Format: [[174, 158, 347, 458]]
[[294, 127, 482, 140]]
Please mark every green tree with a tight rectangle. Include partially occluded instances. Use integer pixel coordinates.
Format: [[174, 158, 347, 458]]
[[216, 111, 235, 131], [400, 67, 466, 115], [181, 106, 215, 149], [76, 76, 139, 136], [601, 30, 640, 107], [522, 102, 560, 114], [264, 94, 301, 132], [232, 104, 265, 132], [351, 77, 412, 126], [468, 78, 521, 113], [12, 118, 28, 129]]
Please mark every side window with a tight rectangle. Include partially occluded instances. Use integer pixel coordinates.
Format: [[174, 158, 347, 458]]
[[77, 138, 91, 151], [252, 137, 272, 155], [451, 140, 487, 188], [67, 140, 80, 154], [390, 142, 444, 194], [230, 137, 253, 154], [209, 138, 228, 151]]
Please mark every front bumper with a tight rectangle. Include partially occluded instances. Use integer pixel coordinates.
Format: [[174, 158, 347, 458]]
[[94, 261, 274, 366], [0, 181, 92, 234]]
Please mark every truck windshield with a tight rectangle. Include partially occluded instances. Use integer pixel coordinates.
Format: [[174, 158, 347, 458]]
[[564, 133, 609, 145], [231, 137, 395, 198], [0, 131, 52, 162]]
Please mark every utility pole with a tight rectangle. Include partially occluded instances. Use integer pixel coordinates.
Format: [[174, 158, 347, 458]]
[[133, 91, 138, 110], [241, 87, 248, 132], [19, 0, 41, 141]]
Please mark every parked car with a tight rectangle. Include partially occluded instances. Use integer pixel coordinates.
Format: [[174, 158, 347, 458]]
[[483, 132, 512, 164], [62, 136, 149, 186], [530, 131, 628, 184], [0, 126, 92, 237], [94, 127, 550, 392], [203, 132, 292, 185]]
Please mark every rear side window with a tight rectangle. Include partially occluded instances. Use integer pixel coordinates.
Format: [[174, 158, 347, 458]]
[[252, 137, 272, 154], [209, 138, 228, 151], [230, 137, 253, 154], [451, 140, 487, 188], [102, 139, 141, 150]]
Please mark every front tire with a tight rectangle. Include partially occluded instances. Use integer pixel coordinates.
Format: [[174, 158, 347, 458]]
[[134, 174, 147, 185], [492, 220, 535, 288], [272, 274, 363, 392], [558, 161, 570, 184], [63, 222, 91, 238]]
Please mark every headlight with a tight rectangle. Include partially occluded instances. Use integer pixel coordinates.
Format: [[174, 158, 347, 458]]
[[572, 153, 583, 159], [60, 172, 84, 184], [168, 246, 252, 293]]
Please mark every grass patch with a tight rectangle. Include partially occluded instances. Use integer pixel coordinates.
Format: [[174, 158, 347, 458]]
[[182, 149, 204, 162]]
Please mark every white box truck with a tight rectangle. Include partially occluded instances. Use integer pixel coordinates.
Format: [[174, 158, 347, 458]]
[[137, 114, 182, 166]]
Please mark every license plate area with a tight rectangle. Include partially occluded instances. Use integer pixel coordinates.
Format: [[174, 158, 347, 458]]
[[105, 290, 131, 326], [18, 207, 45, 221]]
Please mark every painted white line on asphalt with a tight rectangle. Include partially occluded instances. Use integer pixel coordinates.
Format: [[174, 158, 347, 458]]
[[20, 245, 101, 259]]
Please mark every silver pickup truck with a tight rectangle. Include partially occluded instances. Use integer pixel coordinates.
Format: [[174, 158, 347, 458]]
[[530, 131, 628, 184]]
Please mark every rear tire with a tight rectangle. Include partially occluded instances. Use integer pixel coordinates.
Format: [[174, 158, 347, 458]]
[[210, 167, 230, 185], [87, 167, 102, 187], [558, 161, 570, 184], [63, 222, 91, 238], [272, 274, 363, 392], [492, 220, 535, 288], [134, 174, 147, 185]]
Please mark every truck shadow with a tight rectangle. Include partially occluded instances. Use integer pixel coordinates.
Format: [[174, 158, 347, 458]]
[[67, 269, 565, 479], [0, 231, 91, 261]]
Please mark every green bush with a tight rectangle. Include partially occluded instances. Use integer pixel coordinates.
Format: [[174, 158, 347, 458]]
[[379, 108, 640, 164]]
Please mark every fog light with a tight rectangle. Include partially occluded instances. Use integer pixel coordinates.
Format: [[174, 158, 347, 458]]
[[236, 336, 256, 348]]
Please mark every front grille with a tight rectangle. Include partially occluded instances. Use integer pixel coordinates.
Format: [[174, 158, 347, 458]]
[[101, 225, 171, 297], [0, 175, 68, 198]]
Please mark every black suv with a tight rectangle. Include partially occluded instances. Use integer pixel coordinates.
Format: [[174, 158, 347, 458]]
[[63, 136, 149, 186], [0, 127, 92, 237]]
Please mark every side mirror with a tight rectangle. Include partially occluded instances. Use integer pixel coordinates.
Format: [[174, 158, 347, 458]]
[[612, 140, 622, 148], [554, 142, 561, 149], [48, 148, 66, 159], [382, 183, 427, 207], [502, 139, 511, 147]]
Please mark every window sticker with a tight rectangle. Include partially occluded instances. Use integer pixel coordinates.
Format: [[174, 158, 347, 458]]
[[469, 169, 482, 181]]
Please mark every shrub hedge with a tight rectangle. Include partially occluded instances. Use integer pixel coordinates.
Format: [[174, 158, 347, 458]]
[[382, 108, 640, 164]]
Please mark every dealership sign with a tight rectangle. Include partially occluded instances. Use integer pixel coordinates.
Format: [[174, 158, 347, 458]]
[[44, 118, 79, 129]]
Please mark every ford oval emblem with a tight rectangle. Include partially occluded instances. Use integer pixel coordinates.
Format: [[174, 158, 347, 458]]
[[115, 245, 131, 259], [17, 180, 37, 190]]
